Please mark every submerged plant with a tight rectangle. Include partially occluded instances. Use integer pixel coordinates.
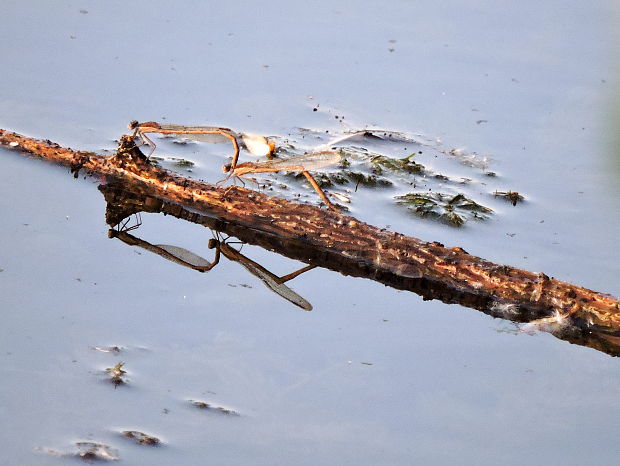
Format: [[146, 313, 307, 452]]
[[395, 192, 493, 226]]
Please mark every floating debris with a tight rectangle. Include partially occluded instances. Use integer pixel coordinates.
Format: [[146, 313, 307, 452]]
[[395, 192, 493, 226], [318, 129, 424, 148], [330, 192, 351, 203], [75, 442, 119, 461], [489, 301, 521, 318], [444, 147, 490, 170], [189, 399, 240, 416], [520, 311, 571, 335], [40, 442, 119, 462], [494, 190, 524, 206], [91, 345, 123, 353], [106, 362, 127, 386], [121, 430, 160, 446]]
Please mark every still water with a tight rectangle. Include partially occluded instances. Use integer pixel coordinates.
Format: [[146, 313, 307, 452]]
[[1, 1, 619, 464]]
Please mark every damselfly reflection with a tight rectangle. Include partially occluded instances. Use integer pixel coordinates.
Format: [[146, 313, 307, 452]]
[[128, 120, 275, 171], [222, 151, 343, 211], [108, 216, 314, 310]]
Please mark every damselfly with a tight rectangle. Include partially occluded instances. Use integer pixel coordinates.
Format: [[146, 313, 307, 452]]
[[128, 120, 275, 171], [223, 150, 343, 211]]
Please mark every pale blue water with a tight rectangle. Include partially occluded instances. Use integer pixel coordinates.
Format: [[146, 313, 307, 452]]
[[1, 1, 619, 464]]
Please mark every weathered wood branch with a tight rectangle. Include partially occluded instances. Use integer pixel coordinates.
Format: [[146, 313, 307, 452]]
[[2, 128, 619, 353]]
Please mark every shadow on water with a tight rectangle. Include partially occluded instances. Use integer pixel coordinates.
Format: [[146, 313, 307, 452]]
[[100, 181, 620, 358]]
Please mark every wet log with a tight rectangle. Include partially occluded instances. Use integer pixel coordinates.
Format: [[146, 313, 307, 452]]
[[1, 128, 619, 341]]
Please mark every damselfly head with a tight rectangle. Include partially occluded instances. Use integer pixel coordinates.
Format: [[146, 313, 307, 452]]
[[222, 163, 232, 173], [128, 120, 139, 130], [208, 238, 219, 249]]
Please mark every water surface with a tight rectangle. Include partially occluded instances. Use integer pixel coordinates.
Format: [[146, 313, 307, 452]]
[[1, 1, 619, 464]]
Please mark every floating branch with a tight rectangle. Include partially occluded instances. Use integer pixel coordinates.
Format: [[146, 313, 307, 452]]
[[1, 128, 619, 356]]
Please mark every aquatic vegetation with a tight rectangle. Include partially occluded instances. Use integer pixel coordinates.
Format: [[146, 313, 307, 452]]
[[370, 154, 424, 174], [344, 170, 393, 188], [270, 135, 498, 224], [299, 171, 349, 188], [106, 361, 127, 386], [338, 156, 351, 169], [494, 190, 524, 206], [41, 442, 119, 462], [190, 399, 240, 416], [121, 430, 160, 446], [291, 168, 391, 188], [395, 192, 493, 227], [75, 442, 119, 461], [158, 124, 519, 226], [172, 158, 195, 168]]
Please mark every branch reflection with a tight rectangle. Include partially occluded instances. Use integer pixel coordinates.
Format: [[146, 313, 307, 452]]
[[99, 181, 620, 358], [108, 213, 314, 311]]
